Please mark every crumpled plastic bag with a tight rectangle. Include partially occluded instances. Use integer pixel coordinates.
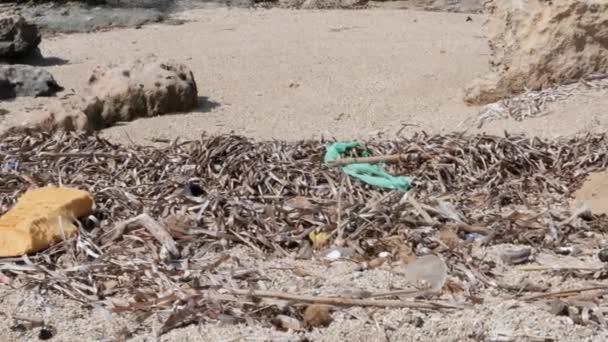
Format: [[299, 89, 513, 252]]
[[324, 141, 412, 192]]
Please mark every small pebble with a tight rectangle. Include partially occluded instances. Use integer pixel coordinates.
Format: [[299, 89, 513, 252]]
[[555, 246, 582, 256], [598, 248, 608, 262], [304, 304, 332, 328], [38, 326, 55, 340], [272, 315, 302, 331], [324, 249, 341, 261]]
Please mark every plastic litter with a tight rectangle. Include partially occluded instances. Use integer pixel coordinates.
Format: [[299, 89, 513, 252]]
[[401, 254, 447, 292], [2, 161, 18, 172], [324, 142, 412, 192]]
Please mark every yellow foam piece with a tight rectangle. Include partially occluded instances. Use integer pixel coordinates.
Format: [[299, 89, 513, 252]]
[[0, 186, 94, 257]]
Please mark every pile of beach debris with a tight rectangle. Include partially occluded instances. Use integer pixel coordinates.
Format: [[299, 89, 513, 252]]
[[1, 129, 608, 338]]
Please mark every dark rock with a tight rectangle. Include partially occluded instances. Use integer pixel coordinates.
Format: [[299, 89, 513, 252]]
[[0, 78, 16, 100], [599, 248, 608, 262], [38, 326, 55, 340], [0, 65, 63, 99], [18, 4, 167, 34], [0, 14, 41, 61]]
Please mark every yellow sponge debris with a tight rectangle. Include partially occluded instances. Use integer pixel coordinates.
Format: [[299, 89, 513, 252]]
[[0, 186, 94, 257]]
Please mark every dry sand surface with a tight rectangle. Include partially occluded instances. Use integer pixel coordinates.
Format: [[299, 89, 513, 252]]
[[0, 8, 608, 144], [3, 8, 607, 144], [2, 8, 487, 144]]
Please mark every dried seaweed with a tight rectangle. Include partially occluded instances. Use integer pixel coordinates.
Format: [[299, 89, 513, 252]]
[[1, 128, 608, 334], [475, 74, 608, 126]]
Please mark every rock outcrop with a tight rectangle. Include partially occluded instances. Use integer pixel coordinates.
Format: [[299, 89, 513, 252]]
[[401, 0, 482, 13], [298, 0, 365, 9], [0, 64, 62, 99], [267, 0, 482, 11], [82, 55, 198, 129], [0, 14, 41, 61], [37, 96, 93, 132], [29, 56, 199, 132], [464, 0, 608, 105]]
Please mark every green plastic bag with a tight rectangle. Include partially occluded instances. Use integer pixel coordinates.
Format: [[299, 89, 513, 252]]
[[324, 142, 412, 192]]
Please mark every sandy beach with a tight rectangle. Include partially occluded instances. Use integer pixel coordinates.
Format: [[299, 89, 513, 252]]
[[2, 3, 608, 342]]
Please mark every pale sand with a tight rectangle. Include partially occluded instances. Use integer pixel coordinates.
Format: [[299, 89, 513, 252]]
[[1, 244, 606, 341], [3, 8, 607, 144], [6, 8, 488, 143]]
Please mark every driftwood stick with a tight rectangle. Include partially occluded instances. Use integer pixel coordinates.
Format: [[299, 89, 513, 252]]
[[335, 174, 346, 245], [520, 266, 603, 272], [225, 288, 467, 310], [328, 154, 407, 167], [449, 223, 492, 235], [367, 288, 427, 298], [524, 285, 608, 301], [103, 214, 179, 257], [407, 195, 434, 225]]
